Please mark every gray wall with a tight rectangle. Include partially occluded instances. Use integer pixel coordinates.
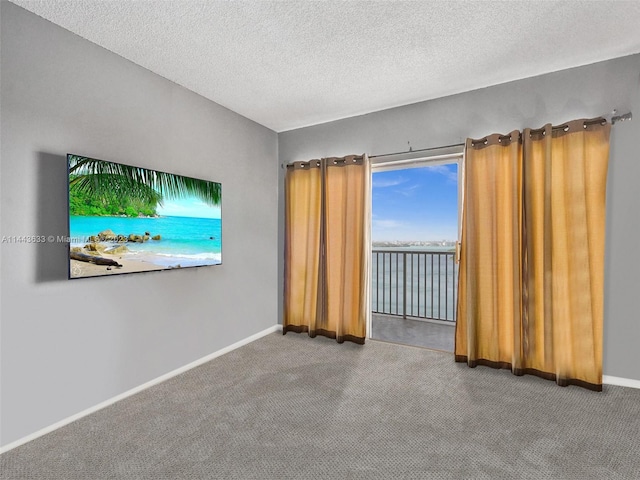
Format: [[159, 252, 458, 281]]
[[279, 54, 640, 382], [1, 2, 278, 447]]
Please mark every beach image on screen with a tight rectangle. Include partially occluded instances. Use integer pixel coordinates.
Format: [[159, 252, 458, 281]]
[[67, 154, 222, 279]]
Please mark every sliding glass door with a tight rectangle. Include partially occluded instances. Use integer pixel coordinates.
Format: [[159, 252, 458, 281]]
[[369, 154, 462, 351]]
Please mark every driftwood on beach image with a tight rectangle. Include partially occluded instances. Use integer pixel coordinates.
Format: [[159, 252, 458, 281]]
[[70, 251, 122, 267]]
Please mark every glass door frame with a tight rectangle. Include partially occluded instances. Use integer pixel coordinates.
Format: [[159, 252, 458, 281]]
[[367, 147, 464, 340]]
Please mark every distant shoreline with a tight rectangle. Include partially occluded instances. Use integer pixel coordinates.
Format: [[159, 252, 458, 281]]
[[372, 242, 456, 248]]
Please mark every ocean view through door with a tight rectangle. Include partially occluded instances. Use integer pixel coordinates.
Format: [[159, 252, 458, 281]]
[[370, 157, 460, 351]]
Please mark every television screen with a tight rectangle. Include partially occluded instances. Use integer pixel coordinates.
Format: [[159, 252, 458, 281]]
[[67, 154, 222, 279]]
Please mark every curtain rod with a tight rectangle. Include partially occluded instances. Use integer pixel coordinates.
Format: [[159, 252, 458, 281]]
[[369, 142, 464, 159], [282, 111, 632, 168], [280, 143, 463, 168], [470, 113, 632, 147], [371, 111, 632, 158]]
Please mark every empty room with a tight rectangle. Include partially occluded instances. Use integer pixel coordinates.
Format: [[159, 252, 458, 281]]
[[1, 1, 640, 478]]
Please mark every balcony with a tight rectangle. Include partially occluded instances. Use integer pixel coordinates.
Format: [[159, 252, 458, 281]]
[[371, 249, 457, 351]]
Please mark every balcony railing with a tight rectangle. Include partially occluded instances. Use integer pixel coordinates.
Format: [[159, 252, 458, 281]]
[[372, 249, 458, 322]]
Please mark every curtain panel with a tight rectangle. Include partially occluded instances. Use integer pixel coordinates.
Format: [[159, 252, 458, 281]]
[[455, 118, 611, 391], [284, 155, 370, 344]]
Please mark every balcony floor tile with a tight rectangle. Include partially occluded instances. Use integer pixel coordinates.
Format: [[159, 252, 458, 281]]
[[370, 313, 455, 352]]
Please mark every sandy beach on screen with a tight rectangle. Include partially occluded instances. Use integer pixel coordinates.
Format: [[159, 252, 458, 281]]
[[70, 256, 170, 278]]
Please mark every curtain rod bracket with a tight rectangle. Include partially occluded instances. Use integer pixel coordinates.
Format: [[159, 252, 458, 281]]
[[611, 111, 632, 125]]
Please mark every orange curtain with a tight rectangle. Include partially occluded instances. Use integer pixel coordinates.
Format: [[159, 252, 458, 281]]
[[284, 155, 370, 344], [284, 160, 323, 334], [456, 118, 611, 391], [455, 132, 522, 369]]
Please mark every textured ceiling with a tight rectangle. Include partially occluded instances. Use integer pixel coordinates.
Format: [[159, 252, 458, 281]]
[[10, 0, 640, 132]]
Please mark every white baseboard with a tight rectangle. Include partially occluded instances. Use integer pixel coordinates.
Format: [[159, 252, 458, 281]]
[[603, 375, 640, 390], [0, 324, 282, 454]]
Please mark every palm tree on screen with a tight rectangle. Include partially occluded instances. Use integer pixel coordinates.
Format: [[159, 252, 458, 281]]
[[68, 155, 221, 213]]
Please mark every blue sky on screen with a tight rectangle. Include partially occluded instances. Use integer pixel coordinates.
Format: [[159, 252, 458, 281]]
[[372, 163, 458, 241], [157, 195, 221, 219]]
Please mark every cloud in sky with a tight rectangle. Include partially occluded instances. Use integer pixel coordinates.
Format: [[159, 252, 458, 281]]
[[372, 177, 407, 188], [394, 184, 421, 197], [427, 164, 458, 183]]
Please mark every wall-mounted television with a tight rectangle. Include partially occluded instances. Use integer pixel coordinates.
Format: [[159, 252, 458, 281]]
[[67, 154, 222, 279]]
